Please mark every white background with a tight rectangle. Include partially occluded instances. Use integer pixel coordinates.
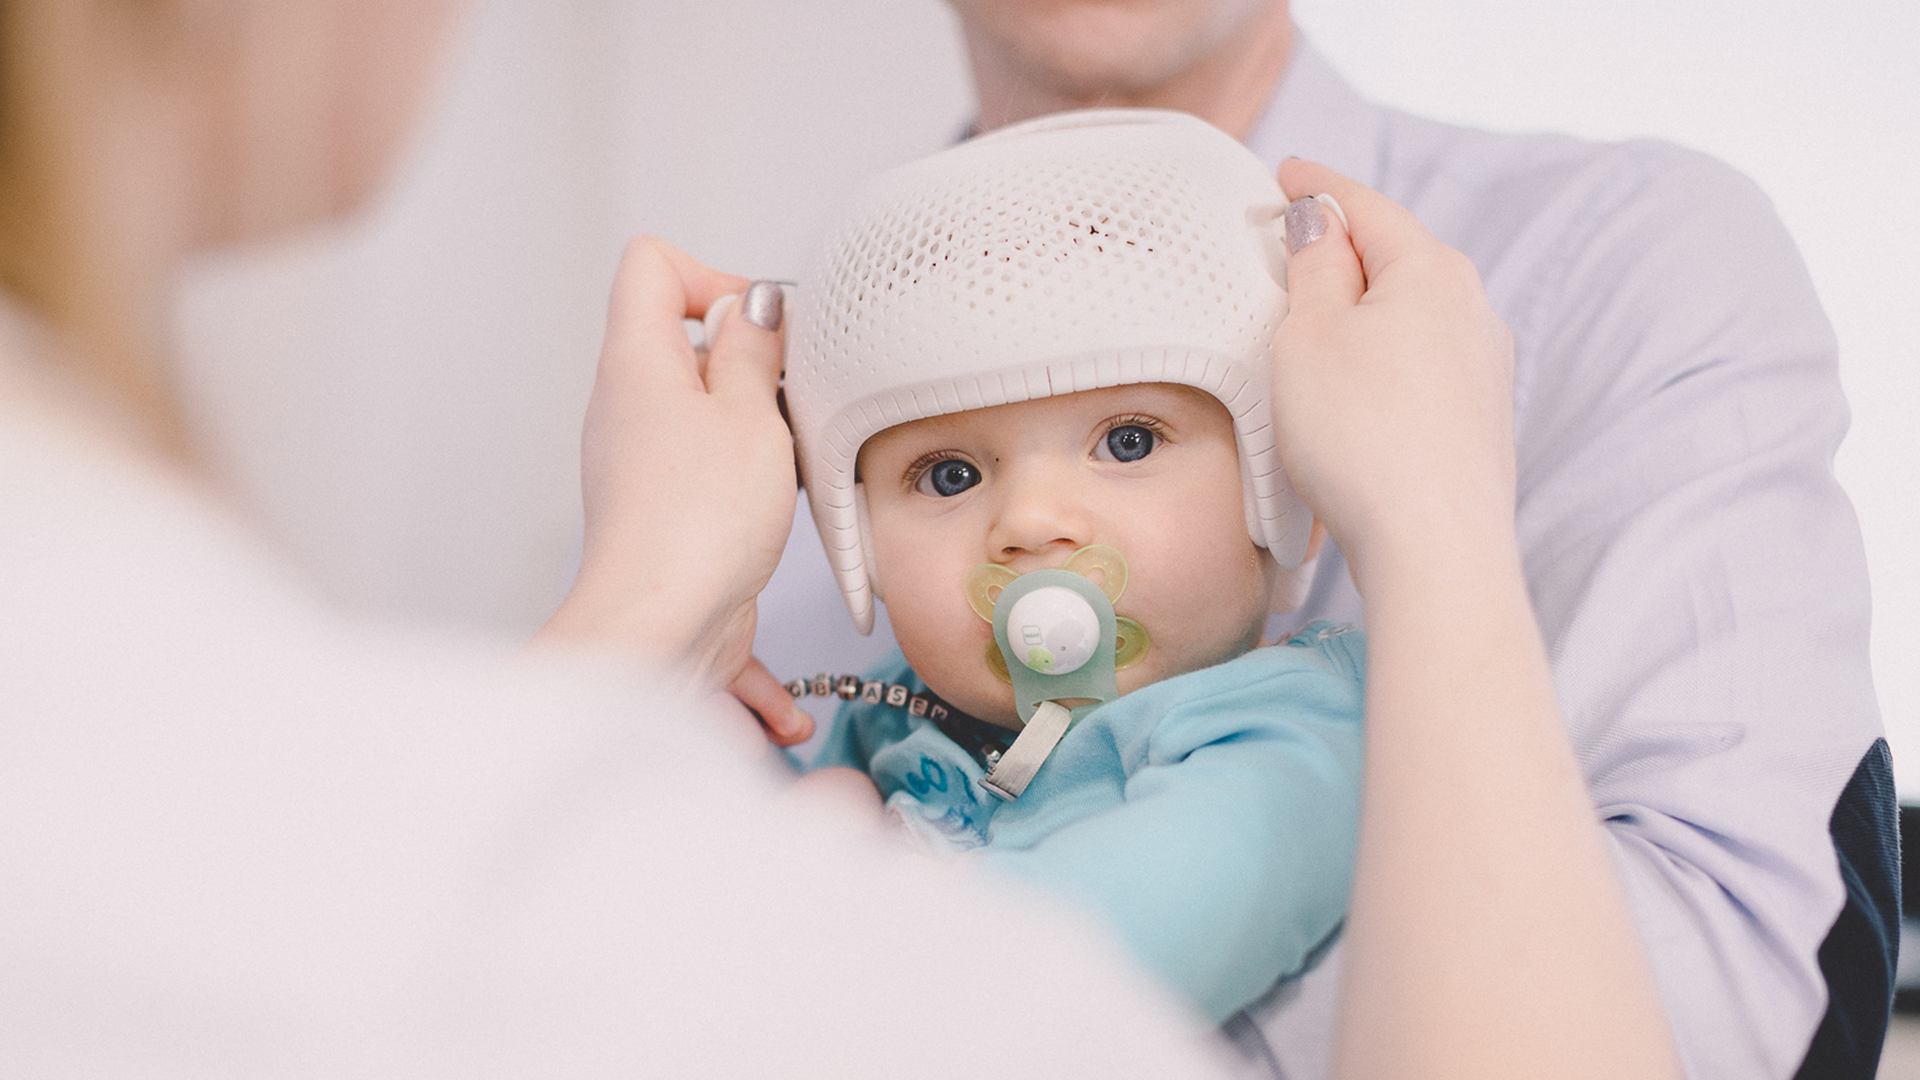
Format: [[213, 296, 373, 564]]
[[174, 0, 1918, 790]]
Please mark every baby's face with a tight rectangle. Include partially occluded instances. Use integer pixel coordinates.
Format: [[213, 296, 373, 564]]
[[858, 383, 1280, 726]]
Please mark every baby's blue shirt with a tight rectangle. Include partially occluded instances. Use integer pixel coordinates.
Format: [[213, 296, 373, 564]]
[[810, 622, 1366, 1021]]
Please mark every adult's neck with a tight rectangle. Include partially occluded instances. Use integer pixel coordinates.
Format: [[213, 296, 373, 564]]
[[964, 6, 1295, 140], [0, 163, 200, 462]]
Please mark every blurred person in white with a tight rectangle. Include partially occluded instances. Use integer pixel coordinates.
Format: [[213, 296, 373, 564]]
[[747, 2, 1884, 1079], [0, 2, 1242, 1075]]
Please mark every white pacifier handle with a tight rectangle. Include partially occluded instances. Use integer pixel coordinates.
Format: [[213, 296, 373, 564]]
[[979, 701, 1074, 801]]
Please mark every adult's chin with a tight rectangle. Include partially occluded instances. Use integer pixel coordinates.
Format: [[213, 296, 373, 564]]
[[952, 0, 1273, 100]]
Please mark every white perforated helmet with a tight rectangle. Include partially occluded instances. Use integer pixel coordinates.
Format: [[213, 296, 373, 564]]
[[788, 108, 1307, 634]]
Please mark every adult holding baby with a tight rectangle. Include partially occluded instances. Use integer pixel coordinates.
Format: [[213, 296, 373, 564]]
[[868, 2, 1884, 1078]]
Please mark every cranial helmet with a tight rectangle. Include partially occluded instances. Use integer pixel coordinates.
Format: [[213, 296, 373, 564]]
[[787, 108, 1307, 635]]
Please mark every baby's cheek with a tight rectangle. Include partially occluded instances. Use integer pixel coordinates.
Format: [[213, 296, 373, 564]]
[[902, 624, 1019, 724], [886, 576, 968, 654], [884, 583, 991, 686], [1125, 574, 1267, 684]]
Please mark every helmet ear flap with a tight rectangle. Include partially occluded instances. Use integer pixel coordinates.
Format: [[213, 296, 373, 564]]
[[1238, 449, 1266, 554], [854, 482, 882, 602], [1267, 519, 1326, 613]]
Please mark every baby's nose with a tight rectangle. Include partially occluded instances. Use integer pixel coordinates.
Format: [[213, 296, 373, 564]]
[[988, 464, 1096, 568], [998, 536, 1081, 569]]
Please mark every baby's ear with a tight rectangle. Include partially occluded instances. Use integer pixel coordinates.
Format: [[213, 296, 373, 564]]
[[1267, 519, 1327, 614]]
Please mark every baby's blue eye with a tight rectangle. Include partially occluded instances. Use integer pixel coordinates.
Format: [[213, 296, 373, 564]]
[[917, 459, 981, 497], [1103, 425, 1155, 463]]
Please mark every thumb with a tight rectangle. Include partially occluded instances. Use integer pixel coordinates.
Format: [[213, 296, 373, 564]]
[[705, 280, 787, 400], [1280, 157, 1449, 293], [1280, 190, 1364, 314]]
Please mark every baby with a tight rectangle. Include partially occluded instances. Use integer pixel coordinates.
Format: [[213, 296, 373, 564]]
[[781, 110, 1364, 1024]]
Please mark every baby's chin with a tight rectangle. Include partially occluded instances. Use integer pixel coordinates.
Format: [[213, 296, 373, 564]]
[[889, 641, 1013, 727], [916, 665, 1024, 728]]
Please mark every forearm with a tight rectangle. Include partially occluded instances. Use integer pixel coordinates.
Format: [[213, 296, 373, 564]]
[[1335, 532, 1681, 1080]]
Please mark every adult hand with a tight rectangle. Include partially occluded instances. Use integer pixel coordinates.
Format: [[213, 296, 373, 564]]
[[1272, 163, 1681, 1080], [535, 238, 797, 695], [1270, 158, 1518, 593]]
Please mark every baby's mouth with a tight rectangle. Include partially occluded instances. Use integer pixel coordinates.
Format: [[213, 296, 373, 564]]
[[965, 544, 1150, 694], [961, 545, 1151, 801]]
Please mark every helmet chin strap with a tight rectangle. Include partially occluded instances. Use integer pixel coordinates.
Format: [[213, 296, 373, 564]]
[[964, 546, 1150, 800]]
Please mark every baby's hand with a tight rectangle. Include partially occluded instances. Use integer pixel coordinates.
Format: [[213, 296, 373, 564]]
[[730, 656, 814, 747]]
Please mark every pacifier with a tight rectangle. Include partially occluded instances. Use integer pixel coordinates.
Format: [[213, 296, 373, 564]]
[[963, 545, 1151, 800]]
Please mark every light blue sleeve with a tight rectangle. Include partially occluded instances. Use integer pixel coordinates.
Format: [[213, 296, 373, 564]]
[[979, 629, 1366, 1022]]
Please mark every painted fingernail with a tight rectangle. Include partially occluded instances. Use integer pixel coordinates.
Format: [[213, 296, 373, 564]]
[[1284, 196, 1327, 254], [742, 280, 784, 331]]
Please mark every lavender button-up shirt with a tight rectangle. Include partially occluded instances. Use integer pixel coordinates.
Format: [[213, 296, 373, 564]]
[[1237, 39, 1882, 1080]]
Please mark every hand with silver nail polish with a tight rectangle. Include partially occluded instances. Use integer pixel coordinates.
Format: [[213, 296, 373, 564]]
[[536, 238, 798, 704], [1269, 159, 1517, 591], [1270, 163, 1682, 1080]]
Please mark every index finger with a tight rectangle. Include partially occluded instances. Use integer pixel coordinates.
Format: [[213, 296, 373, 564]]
[[601, 236, 752, 390]]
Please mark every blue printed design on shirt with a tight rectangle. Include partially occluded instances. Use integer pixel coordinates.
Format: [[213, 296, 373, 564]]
[[903, 754, 949, 796], [881, 749, 990, 848]]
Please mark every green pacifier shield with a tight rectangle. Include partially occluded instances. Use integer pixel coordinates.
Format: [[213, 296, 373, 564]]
[[991, 568, 1120, 725]]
